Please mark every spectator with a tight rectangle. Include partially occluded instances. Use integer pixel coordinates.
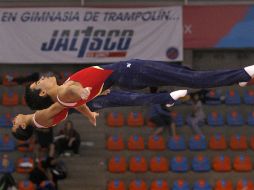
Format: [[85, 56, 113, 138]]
[[148, 104, 176, 136], [186, 94, 206, 136], [0, 154, 14, 174], [54, 121, 80, 156]]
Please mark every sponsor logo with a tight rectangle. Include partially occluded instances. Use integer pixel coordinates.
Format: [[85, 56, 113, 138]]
[[166, 47, 179, 60], [41, 26, 134, 58]]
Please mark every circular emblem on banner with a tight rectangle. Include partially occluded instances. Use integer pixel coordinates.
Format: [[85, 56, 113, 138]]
[[166, 47, 179, 60]]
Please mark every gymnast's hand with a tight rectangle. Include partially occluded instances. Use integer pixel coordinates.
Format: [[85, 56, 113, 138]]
[[88, 112, 99, 127], [100, 89, 111, 96], [80, 87, 92, 100]]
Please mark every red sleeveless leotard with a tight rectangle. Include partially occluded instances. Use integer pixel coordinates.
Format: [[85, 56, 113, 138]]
[[57, 67, 113, 108]]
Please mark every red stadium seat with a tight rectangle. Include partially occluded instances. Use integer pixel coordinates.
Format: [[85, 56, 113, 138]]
[[147, 135, 166, 151], [108, 156, 127, 173], [147, 120, 156, 128], [17, 138, 35, 152], [233, 155, 252, 172], [212, 155, 231, 172], [129, 156, 148, 173], [127, 112, 144, 127], [16, 156, 34, 174], [214, 180, 233, 190], [106, 135, 125, 151], [209, 134, 227, 150], [2, 73, 18, 86], [2, 90, 19, 106], [18, 180, 36, 190], [150, 180, 169, 190], [150, 156, 169, 173], [127, 135, 145, 151], [236, 179, 254, 190], [229, 134, 248, 150], [106, 112, 124, 127], [129, 180, 148, 190], [107, 180, 126, 190]]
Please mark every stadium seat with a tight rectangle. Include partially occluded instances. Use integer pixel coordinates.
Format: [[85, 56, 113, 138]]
[[170, 111, 184, 126], [147, 120, 156, 128], [106, 112, 124, 127], [193, 180, 212, 190], [250, 136, 254, 150], [107, 180, 126, 190], [247, 111, 254, 126], [192, 155, 211, 172], [167, 135, 186, 151], [207, 111, 224, 126], [0, 154, 14, 173], [150, 180, 169, 190], [17, 138, 35, 152], [147, 135, 166, 151], [39, 180, 55, 190], [150, 156, 169, 173], [189, 135, 207, 151], [2, 73, 17, 86], [172, 179, 190, 190], [212, 155, 231, 172], [16, 156, 34, 173], [0, 113, 13, 128], [129, 180, 148, 190], [0, 134, 15, 151], [229, 134, 248, 150], [108, 156, 127, 173], [225, 89, 241, 105], [2, 90, 19, 106], [127, 112, 144, 127], [129, 156, 148, 173], [214, 180, 233, 190], [233, 155, 252, 172], [236, 179, 254, 190], [106, 135, 125, 151], [243, 90, 254, 105], [227, 111, 244, 126], [21, 96, 27, 106], [209, 133, 227, 150], [171, 156, 189, 172], [205, 90, 221, 105], [18, 180, 36, 190], [127, 135, 145, 151]]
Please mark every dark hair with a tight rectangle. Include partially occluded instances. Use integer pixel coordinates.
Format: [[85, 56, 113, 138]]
[[25, 84, 54, 110], [12, 125, 34, 141]]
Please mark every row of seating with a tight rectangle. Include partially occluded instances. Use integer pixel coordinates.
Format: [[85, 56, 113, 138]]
[[107, 134, 254, 151], [0, 155, 34, 174], [18, 180, 55, 190], [107, 179, 254, 190], [0, 91, 26, 106], [106, 111, 254, 127], [108, 154, 253, 173]]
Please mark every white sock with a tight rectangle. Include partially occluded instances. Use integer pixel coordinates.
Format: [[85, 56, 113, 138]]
[[239, 82, 248, 87], [170, 90, 188, 100], [244, 65, 254, 77]]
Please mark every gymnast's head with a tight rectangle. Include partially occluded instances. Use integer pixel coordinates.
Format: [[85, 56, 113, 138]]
[[25, 76, 57, 110], [12, 114, 34, 141]]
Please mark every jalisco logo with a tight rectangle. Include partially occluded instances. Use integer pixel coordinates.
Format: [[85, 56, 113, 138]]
[[41, 26, 134, 58]]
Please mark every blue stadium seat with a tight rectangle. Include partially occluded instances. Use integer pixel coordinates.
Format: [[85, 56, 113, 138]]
[[189, 135, 207, 151], [225, 90, 241, 105], [247, 111, 254, 126], [0, 134, 15, 151], [0, 113, 13, 128], [170, 111, 184, 127], [167, 135, 186, 151], [193, 180, 212, 190], [192, 155, 211, 172], [205, 90, 221, 105], [207, 111, 224, 126], [243, 90, 254, 105], [172, 180, 190, 190], [171, 156, 189, 172], [227, 111, 244, 126], [0, 155, 14, 173]]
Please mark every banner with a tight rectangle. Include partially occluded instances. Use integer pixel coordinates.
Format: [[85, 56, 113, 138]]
[[0, 7, 183, 63], [184, 5, 253, 48]]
